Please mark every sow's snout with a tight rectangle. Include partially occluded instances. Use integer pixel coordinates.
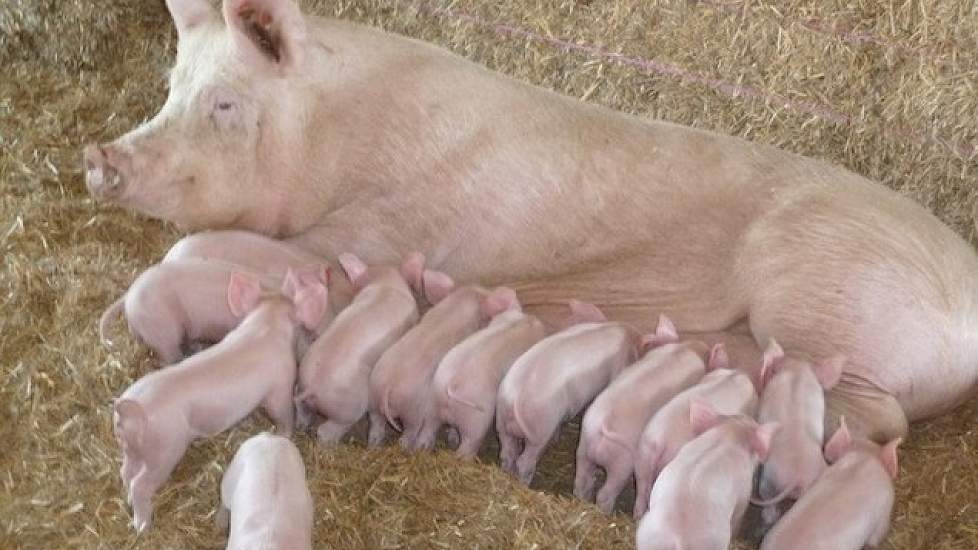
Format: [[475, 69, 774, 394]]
[[83, 143, 129, 201]]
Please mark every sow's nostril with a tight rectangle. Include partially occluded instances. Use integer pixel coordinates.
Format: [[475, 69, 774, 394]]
[[83, 144, 124, 198]]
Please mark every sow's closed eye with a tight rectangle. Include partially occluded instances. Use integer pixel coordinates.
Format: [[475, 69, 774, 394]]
[[209, 93, 245, 132]]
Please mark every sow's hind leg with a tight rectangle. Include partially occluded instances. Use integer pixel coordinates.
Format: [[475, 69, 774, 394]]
[[734, 184, 978, 441]]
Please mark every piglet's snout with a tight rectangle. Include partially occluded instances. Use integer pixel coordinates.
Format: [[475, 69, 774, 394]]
[[83, 143, 127, 200]]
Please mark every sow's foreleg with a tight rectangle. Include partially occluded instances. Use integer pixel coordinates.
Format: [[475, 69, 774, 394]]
[[733, 183, 978, 440]]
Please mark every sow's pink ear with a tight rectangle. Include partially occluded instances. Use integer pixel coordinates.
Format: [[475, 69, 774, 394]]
[[813, 355, 845, 390], [227, 272, 262, 317], [641, 314, 680, 350], [823, 416, 852, 464], [751, 422, 781, 462], [482, 287, 520, 318], [223, 0, 307, 73], [422, 270, 455, 304], [879, 438, 902, 480], [689, 399, 721, 436], [166, 0, 214, 38]]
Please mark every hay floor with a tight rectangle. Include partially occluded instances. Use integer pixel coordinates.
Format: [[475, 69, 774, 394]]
[[2, 0, 977, 548]]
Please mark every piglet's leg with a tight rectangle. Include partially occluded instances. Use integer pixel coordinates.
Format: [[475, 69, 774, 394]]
[[120, 454, 142, 500], [265, 388, 296, 437], [498, 431, 522, 474], [573, 445, 599, 503], [515, 440, 546, 485], [632, 463, 653, 519], [596, 457, 633, 515], [214, 504, 230, 531], [367, 411, 387, 448], [412, 420, 440, 451], [455, 431, 484, 459], [316, 419, 355, 447]]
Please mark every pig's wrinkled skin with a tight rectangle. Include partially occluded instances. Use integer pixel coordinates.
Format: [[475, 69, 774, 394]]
[[754, 339, 845, 526], [86, 0, 978, 440], [368, 274, 519, 449], [295, 253, 421, 446], [99, 259, 326, 364], [496, 304, 644, 485], [425, 306, 547, 458], [216, 433, 313, 550], [112, 270, 328, 532], [635, 406, 780, 550], [574, 316, 728, 514], [760, 418, 900, 550], [633, 367, 759, 518]]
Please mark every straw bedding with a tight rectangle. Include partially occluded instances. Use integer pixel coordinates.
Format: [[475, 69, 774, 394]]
[[1, 0, 977, 548]]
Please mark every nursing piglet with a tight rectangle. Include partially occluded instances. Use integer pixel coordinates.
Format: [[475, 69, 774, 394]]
[[633, 366, 759, 518], [113, 270, 329, 532], [753, 339, 844, 525], [760, 418, 900, 550], [99, 259, 328, 364], [368, 270, 519, 449], [575, 316, 728, 513], [295, 253, 422, 445], [495, 301, 645, 485], [216, 433, 313, 550], [424, 305, 547, 457], [163, 230, 358, 311], [635, 404, 779, 550]]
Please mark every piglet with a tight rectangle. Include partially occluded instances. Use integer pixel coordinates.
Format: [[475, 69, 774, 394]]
[[753, 339, 844, 525], [368, 270, 519, 449], [295, 252, 422, 445], [216, 433, 313, 550], [162, 229, 356, 311], [575, 315, 728, 514], [760, 418, 901, 550], [423, 304, 547, 457], [99, 259, 328, 364], [112, 270, 329, 532], [495, 301, 646, 485], [633, 366, 759, 518], [635, 403, 779, 550]]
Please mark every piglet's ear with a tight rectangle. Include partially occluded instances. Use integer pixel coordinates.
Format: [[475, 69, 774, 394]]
[[689, 399, 721, 436], [759, 338, 786, 390], [751, 422, 781, 462], [338, 253, 368, 288], [879, 438, 902, 480], [114, 399, 148, 448], [295, 284, 329, 333], [482, 287, 520, 318], [642, 314, 679, 350], [228, 272, 262, 317], [422, 270, 455, 304], [823, 416, 852, 464], [707, 343, 729, 371], [567, 300, 607, 325], [399, 252, 425, 294], [223, 0, 307, 74], [813, 355, 845, 390], [166, 0, 214, 39]]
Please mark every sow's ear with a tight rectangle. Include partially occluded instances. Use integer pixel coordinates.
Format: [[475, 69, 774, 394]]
[[223, 0, 307, 73], [166, 0, 215, 39]]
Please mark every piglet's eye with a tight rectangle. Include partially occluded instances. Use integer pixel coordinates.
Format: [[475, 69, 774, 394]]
[[217, 101, 235, 111]]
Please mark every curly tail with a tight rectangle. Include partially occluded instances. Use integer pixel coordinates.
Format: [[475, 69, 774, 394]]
[[98, 295, 126, 347], [381, 387, 403, 432], [445, 383, 484, 412], [750, 484, 796, 507]]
